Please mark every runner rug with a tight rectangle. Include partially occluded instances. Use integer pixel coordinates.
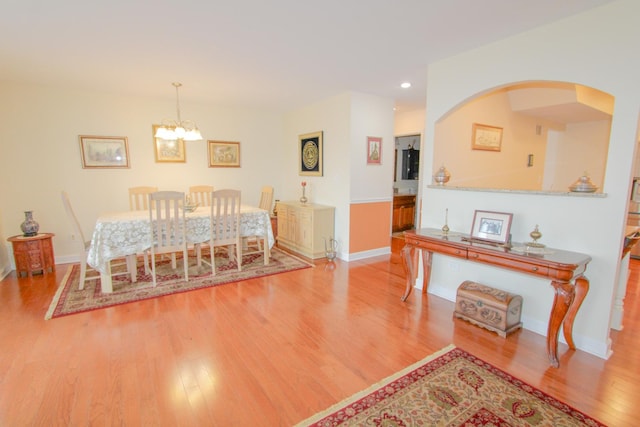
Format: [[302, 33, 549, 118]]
[[45, 248, 311, 320], [296, 345, 606, 427]]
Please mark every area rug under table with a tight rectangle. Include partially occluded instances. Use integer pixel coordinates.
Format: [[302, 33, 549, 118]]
[[46, 248, 311, 319], [297, 345, 606, 427]]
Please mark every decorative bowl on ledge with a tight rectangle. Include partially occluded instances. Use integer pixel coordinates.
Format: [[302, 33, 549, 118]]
[[434, 166, 451, 185], [569, 174, 598, 193]]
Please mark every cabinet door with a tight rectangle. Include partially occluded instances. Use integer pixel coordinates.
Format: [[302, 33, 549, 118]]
[[392, 206, 402, 232], [298, 210, 313, 250], [277, 207, 290, 241], [400, 205, 415, 230], [288, 209, 298, 246]]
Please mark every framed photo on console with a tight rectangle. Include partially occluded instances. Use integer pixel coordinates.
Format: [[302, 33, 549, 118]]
[[470, 210, 513, 245]]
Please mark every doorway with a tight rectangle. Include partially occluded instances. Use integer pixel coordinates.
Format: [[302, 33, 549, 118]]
[[392, 134, 421, 235]]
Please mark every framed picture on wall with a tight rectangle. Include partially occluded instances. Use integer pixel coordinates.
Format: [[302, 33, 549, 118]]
[[152, 124, 186, 163], [208, 140, 240, 167], [299, 131, 323, 176], [471, 123, 503, 151], [367, 136, 382, 165], [79, 135, 130, 169]]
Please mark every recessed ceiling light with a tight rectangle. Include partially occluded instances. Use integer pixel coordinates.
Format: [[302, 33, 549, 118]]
[[400, 82, 411, 89]]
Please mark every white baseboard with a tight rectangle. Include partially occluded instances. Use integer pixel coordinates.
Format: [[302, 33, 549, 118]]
[[345, 247, 391, 262]]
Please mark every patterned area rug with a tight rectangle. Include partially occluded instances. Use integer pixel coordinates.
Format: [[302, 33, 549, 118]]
[[296, 345, 606, 426], [45, 248, 311, 319]]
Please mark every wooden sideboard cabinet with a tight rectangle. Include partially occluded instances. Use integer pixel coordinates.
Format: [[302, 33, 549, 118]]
[[7, 233, 55, 277], [276, 201, 335, 259], [392, 195, 416, 232]]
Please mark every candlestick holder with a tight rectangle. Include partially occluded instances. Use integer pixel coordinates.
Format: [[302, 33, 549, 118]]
[[527, 224, 546, 248], [442, 208, 449, 235]]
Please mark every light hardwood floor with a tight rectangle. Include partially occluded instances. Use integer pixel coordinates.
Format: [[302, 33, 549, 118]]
[[0, 237, 636, 426]]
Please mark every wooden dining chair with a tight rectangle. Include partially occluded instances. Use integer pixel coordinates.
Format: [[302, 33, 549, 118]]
[[243, 185, 273, 254], [146, 191, 189, 286], [61, 191, 136, 289], [129, 186, 158, 210], [201, 189, 242, 275], [189, 185, 214, 207], [258, 185, 274, 213]]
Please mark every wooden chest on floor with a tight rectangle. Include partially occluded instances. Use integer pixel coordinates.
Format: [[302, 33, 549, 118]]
[[454, 280, 523, 337]]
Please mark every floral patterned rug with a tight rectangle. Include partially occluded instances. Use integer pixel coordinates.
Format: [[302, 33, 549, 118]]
[[296, 345, 606, 427], [45, 248, 312, 319]]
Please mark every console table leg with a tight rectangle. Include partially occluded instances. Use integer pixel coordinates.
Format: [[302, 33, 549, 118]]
[[547, 281, 575, 368], [401, 245, 416, 301], [421, 250, 432, 294], [563, 276, 589, 349]]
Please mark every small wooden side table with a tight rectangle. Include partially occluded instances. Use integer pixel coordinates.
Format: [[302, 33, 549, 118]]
[[7, 233, 55, 278]]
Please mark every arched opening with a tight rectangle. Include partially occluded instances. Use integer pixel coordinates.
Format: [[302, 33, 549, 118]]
[[432, 81, 613, 192]]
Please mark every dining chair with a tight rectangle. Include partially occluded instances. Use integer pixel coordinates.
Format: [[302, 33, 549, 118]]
[[258, 186, 274, 213], [61, 191, 136, 290], [243, 185, 274, 253], [129, 186, 158, 210], [201, 189, 242, 275], [147, 191, 189, 286], [189, 185, 214, 207]]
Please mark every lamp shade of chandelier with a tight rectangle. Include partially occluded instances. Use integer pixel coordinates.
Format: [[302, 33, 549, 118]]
[[155, 82, 203, 141]]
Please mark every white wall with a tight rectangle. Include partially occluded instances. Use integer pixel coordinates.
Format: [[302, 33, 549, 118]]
[[420, 0, 640, 360], [0, 82, 285, 267], [349, 92, 395, 203], [283, 91, 395, 259]]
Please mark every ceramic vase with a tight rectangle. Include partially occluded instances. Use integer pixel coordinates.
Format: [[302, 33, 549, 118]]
[[20, 211, 39, 237]]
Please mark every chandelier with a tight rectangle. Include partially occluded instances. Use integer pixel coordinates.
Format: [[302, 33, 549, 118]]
[[155, 82, 203, 141]]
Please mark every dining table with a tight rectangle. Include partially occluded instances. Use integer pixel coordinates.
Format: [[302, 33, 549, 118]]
[[87, 205, 274, 293]]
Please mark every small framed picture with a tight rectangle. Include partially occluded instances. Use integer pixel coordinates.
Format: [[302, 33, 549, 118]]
[[79, 135, 130, 169], [470, 210, 513, 245], [152, 125, 186, 163], [472, 123, 503, 152], [208, 140, 240, 167], [299, 131, 323, 176], [367, 136, 382, 165]]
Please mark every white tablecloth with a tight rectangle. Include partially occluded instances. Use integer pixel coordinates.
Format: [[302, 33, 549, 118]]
[[87, 205, 274, 274]]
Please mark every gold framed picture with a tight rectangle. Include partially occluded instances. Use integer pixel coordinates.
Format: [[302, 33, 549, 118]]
[[299, 131, 323, 176], [152, 125, 186, 163], [79, 135, 130, 169], [471, 123, 503, 152], [208, 140, 240, 167]]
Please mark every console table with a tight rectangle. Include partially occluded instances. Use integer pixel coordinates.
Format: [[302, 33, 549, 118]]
[[401, 228, 591, 368]]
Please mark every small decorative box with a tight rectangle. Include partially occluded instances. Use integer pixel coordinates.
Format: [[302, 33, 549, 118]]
[[454, 280, 523, 337]]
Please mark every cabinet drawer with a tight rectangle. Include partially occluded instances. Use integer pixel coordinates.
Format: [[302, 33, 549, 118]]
[[468, 250, 549, 277], [393, 195, 416, 208], [405, 237, 466, 259]]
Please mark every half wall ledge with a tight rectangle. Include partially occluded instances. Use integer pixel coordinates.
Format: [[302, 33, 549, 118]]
[[427, 185, 608, 198]]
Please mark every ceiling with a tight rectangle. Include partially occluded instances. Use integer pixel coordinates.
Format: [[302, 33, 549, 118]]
[[0, 0, 614, 112]]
